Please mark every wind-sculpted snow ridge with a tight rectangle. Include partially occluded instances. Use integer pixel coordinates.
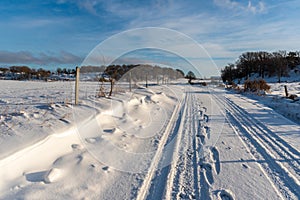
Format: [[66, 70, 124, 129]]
[[0, 82, 182, 199]]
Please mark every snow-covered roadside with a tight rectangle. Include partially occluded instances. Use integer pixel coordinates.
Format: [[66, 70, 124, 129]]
[[229, 81, 300, 124], [231, 70, 300, 124], [0, 80, 184, 199], [0, 80, 98, 159], [259, 82, 300, 124]]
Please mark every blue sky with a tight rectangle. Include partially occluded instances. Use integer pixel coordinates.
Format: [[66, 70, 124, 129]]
[[0, 0, 300, 76]]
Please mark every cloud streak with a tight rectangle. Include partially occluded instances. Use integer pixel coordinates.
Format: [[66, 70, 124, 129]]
[[0, 50, 82, 65], [213, 0, 266, 14]]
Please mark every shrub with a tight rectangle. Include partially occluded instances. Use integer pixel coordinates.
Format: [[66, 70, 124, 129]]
[[288, 94, 298, 101], [200, 82, 207, 86], [244, 79, 270, 93]]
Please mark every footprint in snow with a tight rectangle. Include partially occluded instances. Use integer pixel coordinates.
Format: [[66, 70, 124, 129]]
[[211, 147, 221, 175], [200, 168, 212, 200], [204, 114, 209, 122], [199, 110, 203, 117], [198, 135, 205, 144], [200, 163, 214, 185], [216, 189, 235, 200], [205, 126, 210, 139]]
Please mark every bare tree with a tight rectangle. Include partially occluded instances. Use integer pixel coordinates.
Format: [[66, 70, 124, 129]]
[[272, 51, 288, 83]]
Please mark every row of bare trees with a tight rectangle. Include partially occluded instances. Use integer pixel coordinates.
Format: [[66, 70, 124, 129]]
[[100, 64, 184, 96], [104, 64, 184, 82], [221, 51, 300, 83], [0, 66, 51, 80]]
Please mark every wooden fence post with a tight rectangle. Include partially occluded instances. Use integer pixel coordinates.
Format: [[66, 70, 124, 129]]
[[284, 85, 288, 97], [75, 66, 80, 105], [129, 71, 132, 92]]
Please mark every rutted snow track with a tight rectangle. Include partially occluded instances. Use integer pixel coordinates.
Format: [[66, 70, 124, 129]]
[[137, 86, 229, 200], [213, 90, 300, 200], [138, 86, 300, 200]]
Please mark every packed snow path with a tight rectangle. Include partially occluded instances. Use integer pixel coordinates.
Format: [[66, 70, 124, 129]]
[[213, 89, 300, 199], [0, 83, 299, 199], [137, 86, 300, 200]]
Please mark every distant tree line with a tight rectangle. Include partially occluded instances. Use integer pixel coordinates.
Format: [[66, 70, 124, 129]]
[[0, 64, 185, 82], [0, 66, 77, 80], [0, 66, 51, 80], [104, 64, 184, 81], [221, 51, 300, 83]]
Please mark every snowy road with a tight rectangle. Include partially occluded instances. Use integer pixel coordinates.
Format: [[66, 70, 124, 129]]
[[213, 90, 300, 199], [137, 86, 300, 200], [0, 83, 299, 199]]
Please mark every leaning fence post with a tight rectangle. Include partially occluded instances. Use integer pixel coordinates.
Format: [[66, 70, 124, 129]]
[[75, 66, 80, 105], [129, 71, 132, 92], [284, 85, 288, 97]]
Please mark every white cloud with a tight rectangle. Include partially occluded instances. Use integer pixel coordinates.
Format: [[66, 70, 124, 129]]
[[213, 0, 240, 9], [213, 0, 266, 14], [53, 0, 298, 71], [247, 1, 266, 14]]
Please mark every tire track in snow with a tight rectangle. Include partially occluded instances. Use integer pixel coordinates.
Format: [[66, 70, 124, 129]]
[[173, 91, 201, 199], [167, 89, 215, 200], [169, 89, 220, 200], [138, 87, 236, 200], [226, 98, 300, 168], [136, 91, 186, 200], [225, 98, 300, 181], [213, 92, 299, 199]]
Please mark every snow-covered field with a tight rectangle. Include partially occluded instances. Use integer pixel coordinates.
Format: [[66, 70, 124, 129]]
[[0, 79, 299, 199]]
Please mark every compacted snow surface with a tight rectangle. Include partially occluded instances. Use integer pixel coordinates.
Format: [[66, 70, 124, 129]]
[[0, 80, 299, 200]]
